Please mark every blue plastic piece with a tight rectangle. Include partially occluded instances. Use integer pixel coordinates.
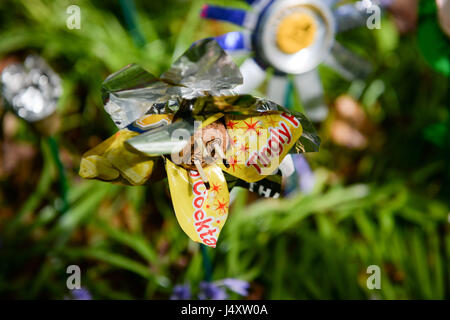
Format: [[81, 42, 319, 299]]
[[201, 5, 247, 26], [215, 32, 247, 51]]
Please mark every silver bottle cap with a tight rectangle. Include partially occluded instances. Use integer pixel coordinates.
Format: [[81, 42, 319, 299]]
[[257, 0, 335, 74]]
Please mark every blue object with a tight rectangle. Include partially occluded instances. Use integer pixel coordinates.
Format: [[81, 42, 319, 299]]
[[67, 288, 92, 300], [215, 32, 247, 51], [201, 5, 247, 26], [170, 284, 191, 300], [198, 282, 228, 300], [216, 278, 250, 296]]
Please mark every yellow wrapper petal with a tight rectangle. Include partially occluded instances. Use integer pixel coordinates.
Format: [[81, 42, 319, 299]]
[[219, 112, 303, 183], [165, 159, 229, 248], [79, 155, 120, 180], [79, 129, 157, 185]]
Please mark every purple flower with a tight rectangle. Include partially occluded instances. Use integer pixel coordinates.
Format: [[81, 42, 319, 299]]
[[198, 281, 228, 300], [175, 278, 250, 300], [215, 278, 250, 297], [170, 284, 191, 300], [293, 154, 315, 193], [68, 288, 92, 300]]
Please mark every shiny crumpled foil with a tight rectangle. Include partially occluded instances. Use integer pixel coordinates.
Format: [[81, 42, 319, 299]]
[[103, 38, 243, 129], [0, 55, 61, 122]]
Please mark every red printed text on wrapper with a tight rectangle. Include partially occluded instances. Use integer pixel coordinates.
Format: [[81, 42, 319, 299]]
[[189, 171, 218, 247], [245, 113, 300, 174]]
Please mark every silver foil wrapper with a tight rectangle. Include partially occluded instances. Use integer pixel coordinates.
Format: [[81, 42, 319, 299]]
[[1, 55, 62, 122], [102, 38, 243, 129], [101, 38, 320, 156]]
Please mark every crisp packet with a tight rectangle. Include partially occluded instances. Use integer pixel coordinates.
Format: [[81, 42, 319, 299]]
[[80, 39, 320, 247], [218, 112, 303, 182], [166, 159, 229, 247]]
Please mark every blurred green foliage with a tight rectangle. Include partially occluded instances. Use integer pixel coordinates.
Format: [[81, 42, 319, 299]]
[[0, 0, 448, 299]]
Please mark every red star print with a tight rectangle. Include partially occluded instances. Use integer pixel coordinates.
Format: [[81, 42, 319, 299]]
[[227, 155, 238, 171], [229, 136, 238, 148], [239, 143, 250, 153], [242, 118, 259, 133], [256, 129, 264, 137], [267, 116, 279, 128], [210, 183, 221, 193], [226, 119, 239, 130], [215, 199, 228, 214]]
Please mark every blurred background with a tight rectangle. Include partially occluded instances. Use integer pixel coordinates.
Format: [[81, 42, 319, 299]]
[[0, 0, 449, 299]]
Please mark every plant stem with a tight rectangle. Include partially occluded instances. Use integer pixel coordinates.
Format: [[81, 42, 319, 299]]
[[200, 244, 213, 282], [47, 135, 69, 214]]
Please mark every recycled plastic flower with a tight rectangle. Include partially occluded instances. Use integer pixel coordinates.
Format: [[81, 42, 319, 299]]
[[200, 0, 383, 121], [1, 54, 68, 212], [0, 54, 62, 123], [79, 39, 320, 247]]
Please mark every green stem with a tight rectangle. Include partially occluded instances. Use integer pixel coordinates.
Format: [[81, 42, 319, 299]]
[[200, 244, 213, 282], [284, 78, 294, 109], [119, 0, 146, 48], [47, 135, 69, 214]]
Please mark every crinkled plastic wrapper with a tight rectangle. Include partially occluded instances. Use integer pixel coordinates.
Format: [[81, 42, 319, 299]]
[[102, 39, 243, 129], [80, 38, 321, 247], [0, 55, 62, 122]]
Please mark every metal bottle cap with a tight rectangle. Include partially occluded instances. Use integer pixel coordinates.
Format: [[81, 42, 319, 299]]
[[256, 0, 335, 74]]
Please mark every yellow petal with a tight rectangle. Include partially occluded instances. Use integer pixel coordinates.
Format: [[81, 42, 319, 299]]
[[220, 113, 303, 182], [165, 159, 230, 248], [79, 130, 157, 185], [79, 155, 119, 180]]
